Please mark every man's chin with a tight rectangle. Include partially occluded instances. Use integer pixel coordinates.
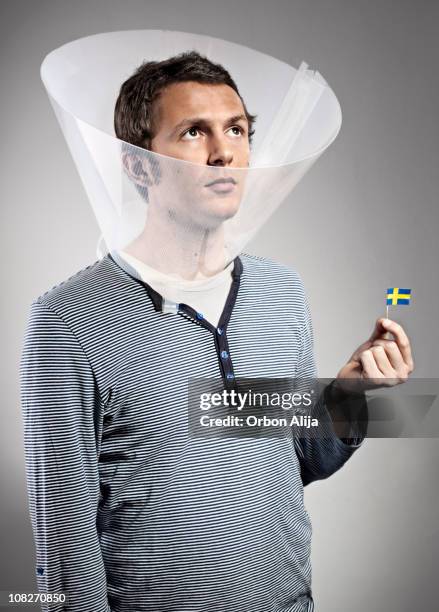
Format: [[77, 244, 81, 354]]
[[198, 196, 241, 227]]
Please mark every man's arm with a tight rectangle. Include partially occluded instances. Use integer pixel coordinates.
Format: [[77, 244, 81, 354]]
[[323, 378, 368, 446], [293, 293, 368, 487], [20, 300, 111, 612]]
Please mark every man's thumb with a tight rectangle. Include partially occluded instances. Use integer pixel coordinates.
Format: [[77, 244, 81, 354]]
[[369, 317, 392, 342]]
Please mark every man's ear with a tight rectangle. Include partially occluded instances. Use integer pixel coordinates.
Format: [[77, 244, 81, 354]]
[[122, 152, 154, 187]]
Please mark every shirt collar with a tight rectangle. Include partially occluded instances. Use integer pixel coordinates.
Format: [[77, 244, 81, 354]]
[[107, 250, 243, 314]]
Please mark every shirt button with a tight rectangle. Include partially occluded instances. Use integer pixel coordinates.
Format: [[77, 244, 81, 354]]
[[226, 373, 234, 380], [221, 350, 229, 359], [196, 312, 204, 320], [217, 327, 223, 335]]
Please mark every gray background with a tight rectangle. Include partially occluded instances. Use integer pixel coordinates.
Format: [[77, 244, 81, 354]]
[[1, 0, 438, 610]]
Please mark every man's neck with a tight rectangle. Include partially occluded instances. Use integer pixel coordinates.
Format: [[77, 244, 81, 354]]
[[124, 212, 228, 280]]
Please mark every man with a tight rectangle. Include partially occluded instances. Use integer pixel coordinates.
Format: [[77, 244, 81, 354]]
[[21, 51, 414, 612]]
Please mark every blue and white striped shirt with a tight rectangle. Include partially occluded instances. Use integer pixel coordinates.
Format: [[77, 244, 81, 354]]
[[20, 251, 366, 612]]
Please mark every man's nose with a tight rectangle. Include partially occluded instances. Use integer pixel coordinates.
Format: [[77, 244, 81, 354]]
[[207, 134, 234, 166]]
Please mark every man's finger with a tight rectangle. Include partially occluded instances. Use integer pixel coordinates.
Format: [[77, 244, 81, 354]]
[[370, 345, 397, 379], [372, 339, 407, 375], [359, 348, 384, 380], [380, 318, 414, 371]]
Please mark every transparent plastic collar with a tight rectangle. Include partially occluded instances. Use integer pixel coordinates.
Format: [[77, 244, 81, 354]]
[[41, 30, 342, 280]]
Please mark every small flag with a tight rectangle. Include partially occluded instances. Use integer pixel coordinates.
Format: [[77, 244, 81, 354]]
[[386, 288, 412, 306]]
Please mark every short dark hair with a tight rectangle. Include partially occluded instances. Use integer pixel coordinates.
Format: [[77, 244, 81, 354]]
[[114, 50, 256, 149]]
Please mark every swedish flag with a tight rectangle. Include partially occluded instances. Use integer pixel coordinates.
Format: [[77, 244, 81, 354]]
[[387, 288, 412, 306]]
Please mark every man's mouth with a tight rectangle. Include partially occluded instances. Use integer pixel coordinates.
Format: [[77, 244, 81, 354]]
[[204, 177, 237, 194]]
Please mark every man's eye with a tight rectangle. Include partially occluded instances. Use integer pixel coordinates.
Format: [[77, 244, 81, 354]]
[[182, 127, 200, 140], [228, 126, 244, 137]]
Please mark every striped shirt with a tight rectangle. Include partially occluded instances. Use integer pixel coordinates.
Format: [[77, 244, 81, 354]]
[[20, 251, 366, 612]]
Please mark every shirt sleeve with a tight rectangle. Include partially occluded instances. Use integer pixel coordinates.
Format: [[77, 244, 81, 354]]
[[20, 300, 111, 611], [292, 290, 368, 487]]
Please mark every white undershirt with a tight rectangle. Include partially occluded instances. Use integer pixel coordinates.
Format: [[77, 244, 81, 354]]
[[117, 250, 234, 327]]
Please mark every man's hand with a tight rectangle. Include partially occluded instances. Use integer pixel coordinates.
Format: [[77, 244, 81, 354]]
[[335, 317, 414, 392]]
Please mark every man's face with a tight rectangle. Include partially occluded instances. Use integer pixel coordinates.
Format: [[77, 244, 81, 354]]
[[150, 81, 250, 168], [142, 81, 250, 229]]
